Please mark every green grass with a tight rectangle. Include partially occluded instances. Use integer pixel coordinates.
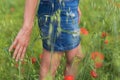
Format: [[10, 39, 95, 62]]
[[0, 0, 120, 80]]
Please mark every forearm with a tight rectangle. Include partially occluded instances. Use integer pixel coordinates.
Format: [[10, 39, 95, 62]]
[[78, 7, 81, 24], [23, 0, 38, 32], [78, 7, 81, 16]]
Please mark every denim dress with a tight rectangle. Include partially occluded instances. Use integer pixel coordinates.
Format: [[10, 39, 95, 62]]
[[37, 0, 80, 51]]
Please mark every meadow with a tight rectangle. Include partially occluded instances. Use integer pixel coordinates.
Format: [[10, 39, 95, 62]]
[[0, 0, 120, 80]]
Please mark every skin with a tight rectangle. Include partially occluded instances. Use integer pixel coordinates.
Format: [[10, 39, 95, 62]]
[[9, 0, 83, 80], [9, 0, 38, 61]]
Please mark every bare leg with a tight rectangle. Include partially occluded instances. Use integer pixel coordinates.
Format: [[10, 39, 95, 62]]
[[64, 44, 84, 79], [39, 49, 63, 80]]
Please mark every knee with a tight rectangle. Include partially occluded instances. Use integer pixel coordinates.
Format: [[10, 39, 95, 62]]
[[66, 53, 84, 66], [75, 52, 84, 61], [66, 57, 74, 66]]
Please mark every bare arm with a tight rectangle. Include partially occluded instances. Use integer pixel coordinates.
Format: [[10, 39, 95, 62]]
[[23, 0, 38, 31], [9, 0, 38, 61], [78, 7, 82, 24]]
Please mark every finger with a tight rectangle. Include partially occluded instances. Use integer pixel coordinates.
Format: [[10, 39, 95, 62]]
[[13, 44, 20, 60], [20, 47, 27, 61], [16, 46, 23, 62], [9, 39, 17, 52]]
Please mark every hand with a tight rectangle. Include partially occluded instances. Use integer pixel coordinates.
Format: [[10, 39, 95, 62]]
[[9, 27, 31, 61], [78, 7, 82, 24]]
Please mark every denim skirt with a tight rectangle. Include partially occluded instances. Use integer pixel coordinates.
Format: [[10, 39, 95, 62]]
[[37, 0, 80, 51]]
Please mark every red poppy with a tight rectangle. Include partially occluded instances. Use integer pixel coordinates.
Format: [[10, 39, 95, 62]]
[[31, 57, 37, 64], [90, 70, 98, 78], [91, 52, 104, 69], [64, 75, 74, 80], [104, 40, 108, 44], [39, 54, 43, 59], [80, 27, 88, 35], [101, 32, 107, 38], [91, 52, 104, 61], [91, 52, 99, 60], [95, 62, 103, 69]]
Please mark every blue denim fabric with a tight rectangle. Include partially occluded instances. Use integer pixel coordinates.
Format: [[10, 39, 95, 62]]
[[37, 0, 80, 51]]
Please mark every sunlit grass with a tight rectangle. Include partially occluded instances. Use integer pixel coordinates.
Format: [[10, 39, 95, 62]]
[[0, 0, 120, 80]]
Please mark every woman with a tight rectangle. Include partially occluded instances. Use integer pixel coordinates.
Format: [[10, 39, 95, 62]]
[[9, 0, 83, 80]]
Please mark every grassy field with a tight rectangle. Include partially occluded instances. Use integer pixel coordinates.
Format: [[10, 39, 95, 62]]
[[0, 0, 120, 80]]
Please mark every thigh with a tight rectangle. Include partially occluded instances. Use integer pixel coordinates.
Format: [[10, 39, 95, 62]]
[[65, 44, 84, 64], [41, 49, 64, 66]]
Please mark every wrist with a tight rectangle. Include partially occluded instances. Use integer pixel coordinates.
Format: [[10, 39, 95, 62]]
[[22, 23, 33, 30], [22, 25, 33, 35]]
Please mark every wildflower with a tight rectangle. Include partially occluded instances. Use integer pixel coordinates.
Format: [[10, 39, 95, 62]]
[[101, 32, 107, 38], [104, 40, 108, 44], [90, 70, 98, 78], [91, 52, 99, 60], [80, 27, 88, 35], [91, 52, 104, 61], [95, 62, 103, 69], [91, 52, 104, 69], [31, 57, 36, 64], [64, 75, 74, 80]]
